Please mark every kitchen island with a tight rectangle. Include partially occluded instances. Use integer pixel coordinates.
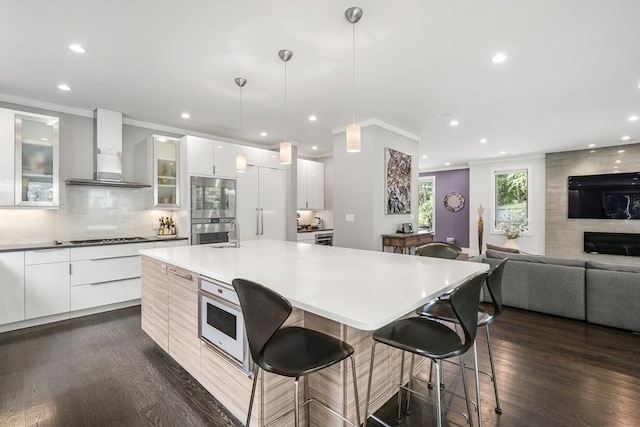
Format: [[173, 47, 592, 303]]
[[139, 240, 488, 426]]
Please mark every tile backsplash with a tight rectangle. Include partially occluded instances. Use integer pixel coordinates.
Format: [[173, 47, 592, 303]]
[[0, 184, 179, 244]]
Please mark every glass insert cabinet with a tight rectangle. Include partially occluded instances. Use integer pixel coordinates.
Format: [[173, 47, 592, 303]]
[[4, 110, 60, 207], [134, 134, 180, 209]]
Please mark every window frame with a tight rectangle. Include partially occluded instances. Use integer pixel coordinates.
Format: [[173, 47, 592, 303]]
[[490, 164, 533, 235], [418, 175, 436, 233]]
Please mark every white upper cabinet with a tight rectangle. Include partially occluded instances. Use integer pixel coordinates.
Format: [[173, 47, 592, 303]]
[[182, 136, 237, 178], [297, 159, 324, 210], [134, 135, 181, 209], [0, 108, 59, 207], [237, 145, 282, 170]]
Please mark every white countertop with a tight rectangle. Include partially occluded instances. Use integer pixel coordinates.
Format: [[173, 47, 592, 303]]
[[140, 240, 488, 331]]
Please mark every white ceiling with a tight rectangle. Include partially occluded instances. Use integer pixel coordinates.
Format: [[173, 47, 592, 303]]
[[1, 0, 639, 169]]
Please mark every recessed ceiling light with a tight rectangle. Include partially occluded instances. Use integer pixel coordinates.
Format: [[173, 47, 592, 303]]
[[588, 143, 596, 148], [260, 132, 267, 137], [308, 115, 317, 122], [615, 160, 621, 164], [500, 151, 506, 155], [445, 162, 451, 166], [41, 138, 48, 141], [620, 136, 631, 141], [312, 146, 318, 150], [629, 115, 639, 122], [422, 155, 428, 159], [617, 149, 625, 153], [491, 52, 507, 64], [589, 150, 596, 153], [480, 139, 487, 144], [57, 84, 71, 91], [181, 112, 190, 119], [69, 44, 86, 53], [449, 120, 459, 126]]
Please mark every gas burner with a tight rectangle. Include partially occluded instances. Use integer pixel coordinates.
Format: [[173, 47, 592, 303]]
[[69, 237, 149, 245]]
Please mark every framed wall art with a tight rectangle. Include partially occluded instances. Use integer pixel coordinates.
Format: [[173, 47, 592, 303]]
[[385, 147, 412, 214]]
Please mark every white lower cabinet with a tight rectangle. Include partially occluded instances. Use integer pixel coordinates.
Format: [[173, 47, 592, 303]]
[[0, 252, 25, 325], [24, 249, 70, 319], [69, 242, 154, 311]]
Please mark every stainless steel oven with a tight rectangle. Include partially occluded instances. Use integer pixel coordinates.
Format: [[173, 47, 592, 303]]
[[198, 277, 253, 374], [315, 232, 333, 246], [191, 176, 237, 245]]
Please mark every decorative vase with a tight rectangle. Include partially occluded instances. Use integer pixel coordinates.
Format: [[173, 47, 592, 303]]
[[504, 238, 519, 250]]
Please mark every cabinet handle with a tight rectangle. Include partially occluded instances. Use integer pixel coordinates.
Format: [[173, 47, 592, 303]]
[[213, 165, 216, 175], [306, 201, 308, 209], [32, 249, 62, 252], [260, 208, 264, 235], [168, 268, 193, 280], [90, 255, 139, 261], [89, 278, 135, 286], [255, 208, 259, 236], [69, 264, 72, 275]]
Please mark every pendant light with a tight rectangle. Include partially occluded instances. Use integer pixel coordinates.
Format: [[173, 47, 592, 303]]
[[279, 49, 293, 165], [235, 77, 247, 173], [345, 6, 363, 153]]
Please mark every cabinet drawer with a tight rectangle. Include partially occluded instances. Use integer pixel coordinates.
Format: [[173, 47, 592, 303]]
[[25, 248, 69, 265], [70, 278, 141, 311], [70, 255, 141, 286], [70, 242, 154, 261]]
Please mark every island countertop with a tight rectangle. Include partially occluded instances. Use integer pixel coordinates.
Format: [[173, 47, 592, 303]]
[[140, 239, 488, 331]]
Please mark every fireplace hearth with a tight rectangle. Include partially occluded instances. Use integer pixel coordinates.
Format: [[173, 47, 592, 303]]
[[584, 232, 640, 257]]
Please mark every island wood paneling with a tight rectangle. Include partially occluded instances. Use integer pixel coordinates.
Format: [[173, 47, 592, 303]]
[[167, 265, 200, 377], [141, 256, 168, 352]]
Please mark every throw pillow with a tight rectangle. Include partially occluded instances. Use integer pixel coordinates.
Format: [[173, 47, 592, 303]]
[[486, 243, 520, 254]]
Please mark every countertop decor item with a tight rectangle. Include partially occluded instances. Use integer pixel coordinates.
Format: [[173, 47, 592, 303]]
[[444, 191, 465, 212]]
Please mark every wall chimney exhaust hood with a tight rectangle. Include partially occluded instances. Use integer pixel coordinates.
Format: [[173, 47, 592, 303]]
[[66, 108, 151, 188]]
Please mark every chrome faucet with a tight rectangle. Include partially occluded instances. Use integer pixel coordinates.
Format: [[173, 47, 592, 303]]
[[230, 219, 240, 248]]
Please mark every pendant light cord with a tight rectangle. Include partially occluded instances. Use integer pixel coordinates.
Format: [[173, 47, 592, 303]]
[[284, 61, 288, 142], [352, 22, 356, 125]]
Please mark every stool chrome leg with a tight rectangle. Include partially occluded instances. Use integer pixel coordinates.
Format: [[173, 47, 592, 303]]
[[405, 354, 416, 414], [397, 352, 405, 423], [485, 326, 502, 414], [459, 355, 473, 427], [364, 343, 377, 424], [246, 366, 260, 427], [294, 377, 300, 427], [473, 343, 483, 427], [434, 358, 442, 427], [349, 355, 362, 427]]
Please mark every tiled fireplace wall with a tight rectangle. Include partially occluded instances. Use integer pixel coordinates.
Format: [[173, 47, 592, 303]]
[[545, 143, 640, 266], [0, 185, 178, 245]]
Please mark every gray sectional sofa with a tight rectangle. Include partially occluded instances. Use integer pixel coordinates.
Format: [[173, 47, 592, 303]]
[[471, 249, 640, 332]]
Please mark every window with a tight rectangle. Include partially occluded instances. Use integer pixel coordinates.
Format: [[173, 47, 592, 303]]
[[491, 167, 530, 234], [418, 176, 435, 231]]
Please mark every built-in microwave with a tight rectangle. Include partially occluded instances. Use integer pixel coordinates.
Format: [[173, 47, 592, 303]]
[[198, 277, 253, 374]]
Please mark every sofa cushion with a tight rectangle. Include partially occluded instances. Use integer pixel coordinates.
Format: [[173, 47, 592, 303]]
[[587, 260, 640, 274], [485, 250, 586, 268], [586, 261, 640, 331], [486, 243, 520, 254]]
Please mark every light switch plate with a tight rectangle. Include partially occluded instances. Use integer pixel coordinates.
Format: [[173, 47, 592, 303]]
[[345, 214, 355, 223]]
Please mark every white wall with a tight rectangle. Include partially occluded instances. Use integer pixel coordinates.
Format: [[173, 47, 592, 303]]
[[468, 155, 546, 255], [333, 124, 419, 251]]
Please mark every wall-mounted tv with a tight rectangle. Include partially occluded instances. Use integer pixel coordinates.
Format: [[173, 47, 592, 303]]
[[568, 172, 640, 219]]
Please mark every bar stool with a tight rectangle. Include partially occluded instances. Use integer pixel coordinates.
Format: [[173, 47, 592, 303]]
[[364, 272, 487, 427], [232, 278, 361, 427], [416, 242, 462, 259], [416, 258, 508, 414]]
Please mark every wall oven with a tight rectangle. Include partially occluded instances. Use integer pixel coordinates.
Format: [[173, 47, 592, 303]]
[[191, 176, 236, 245], [198, 277, 253, 374]]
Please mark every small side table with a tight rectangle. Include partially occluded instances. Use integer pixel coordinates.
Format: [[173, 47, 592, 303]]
[[382, 232, 434, 254]]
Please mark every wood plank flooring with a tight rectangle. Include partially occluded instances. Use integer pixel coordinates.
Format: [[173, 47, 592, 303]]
[[1, 306, 639, 426]]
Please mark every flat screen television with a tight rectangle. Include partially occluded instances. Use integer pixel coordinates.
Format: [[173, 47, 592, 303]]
[[568, 172, 640, 219]]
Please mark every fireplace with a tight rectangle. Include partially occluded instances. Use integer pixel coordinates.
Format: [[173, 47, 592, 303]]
[[584, 232, 640, 257]]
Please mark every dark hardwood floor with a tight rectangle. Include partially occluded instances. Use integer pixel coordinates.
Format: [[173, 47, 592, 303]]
[[1, 306, 638, 426]]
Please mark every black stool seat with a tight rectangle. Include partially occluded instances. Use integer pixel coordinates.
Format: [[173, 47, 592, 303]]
[[373, 317, 466, 360], [418, 300, 494, 326], [261, 326, 354, 377]]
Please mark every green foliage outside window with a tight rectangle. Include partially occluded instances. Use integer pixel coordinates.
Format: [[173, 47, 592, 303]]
[[418, 179, 434, 230], [495, 171, 528, 231]]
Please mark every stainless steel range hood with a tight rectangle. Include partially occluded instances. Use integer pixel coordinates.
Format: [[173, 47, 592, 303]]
[[66, 108, 151, 188]]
